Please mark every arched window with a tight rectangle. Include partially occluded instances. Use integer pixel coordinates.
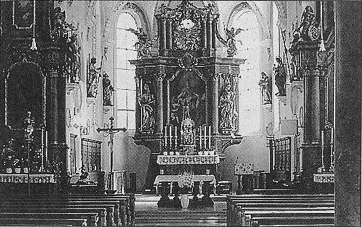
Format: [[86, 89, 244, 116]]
[[114, 13, 138, 132], [231, 10, 262, 136]]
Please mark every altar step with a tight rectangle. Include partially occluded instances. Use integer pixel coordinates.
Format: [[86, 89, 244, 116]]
[[253, 188, 296, 194]]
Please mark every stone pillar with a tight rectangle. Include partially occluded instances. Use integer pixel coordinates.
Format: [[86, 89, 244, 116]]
[[156, 74, 164, 134], [211, 74, 219, 134], [334, 2, 361, 226]]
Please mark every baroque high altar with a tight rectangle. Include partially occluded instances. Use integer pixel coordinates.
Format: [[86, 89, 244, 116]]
[[130, 1, 245, 187]]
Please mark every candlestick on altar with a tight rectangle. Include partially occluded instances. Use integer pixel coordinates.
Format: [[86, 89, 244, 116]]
[[174, 126, 178, 148], [208, 126, 211, 150], [320, 130, 325, 172], [45, 130, 48, 167], [40, 127, 44, 172], [329, 127, 334, 172], [164, 126, 167, 148], [199, 126, 202, 149], [169, 126, 172, 148], [204, 126, 207, 150]]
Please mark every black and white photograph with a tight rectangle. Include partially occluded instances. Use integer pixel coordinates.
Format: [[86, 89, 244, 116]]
[[0, 0, 361, 226]]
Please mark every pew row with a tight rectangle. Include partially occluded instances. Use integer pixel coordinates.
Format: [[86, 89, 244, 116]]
[[226, 194, 335, 227], [0, 193, 135, 227]]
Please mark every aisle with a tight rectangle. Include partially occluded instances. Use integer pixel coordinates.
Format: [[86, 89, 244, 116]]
[[135, 195, 227, 226]]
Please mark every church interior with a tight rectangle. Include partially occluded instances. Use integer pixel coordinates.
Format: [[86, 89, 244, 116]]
[[0, 0, 361, 226]]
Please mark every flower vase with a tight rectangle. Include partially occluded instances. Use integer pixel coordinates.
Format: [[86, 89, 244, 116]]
[[14, 167, 21, 174], [6, 168, 12, 174], [180, 194, 189, 209]]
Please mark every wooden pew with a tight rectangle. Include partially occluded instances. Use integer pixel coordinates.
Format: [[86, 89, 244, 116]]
[[1, 194, 135, 227], [1, 203, 116, 226], [0, 207, 107, 226], [227, 194, 334, 227], [0, 212, 99, 226], [0, 217, 88, 226]]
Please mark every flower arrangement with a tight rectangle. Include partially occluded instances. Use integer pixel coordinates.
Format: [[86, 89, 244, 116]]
[[178, 171, 194, 193]]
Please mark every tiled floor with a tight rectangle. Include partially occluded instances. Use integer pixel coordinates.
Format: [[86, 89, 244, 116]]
[[135, 194, 227, 226]]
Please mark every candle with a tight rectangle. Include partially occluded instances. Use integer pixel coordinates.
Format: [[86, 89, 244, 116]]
[[331, 127, 334, 145], [208, 126, 211, 149]]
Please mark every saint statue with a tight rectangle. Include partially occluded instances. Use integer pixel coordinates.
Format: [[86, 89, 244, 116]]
[[219, 79, 236, 129], [65, 33, 81, 83], [274, 57, 287, 96], [172, 83, 199, 121], [259, 72, 272, 104], [87, 57, 100, 98], [293, 6, 318, 42], [102, 73, 114, 106], [138, 83, 155, 132]]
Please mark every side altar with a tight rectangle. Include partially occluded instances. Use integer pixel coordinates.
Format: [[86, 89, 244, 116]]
[[130, 0, 245, 190]]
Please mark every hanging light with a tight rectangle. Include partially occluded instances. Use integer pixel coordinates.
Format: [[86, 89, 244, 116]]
[[319, 1, 326, 52], [30, 0, 37, 51]]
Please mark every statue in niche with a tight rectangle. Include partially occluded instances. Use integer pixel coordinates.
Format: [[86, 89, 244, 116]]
[[65, 33, 81, 83], [259, 72, 272, 104], [219, 78, 236, 129], [102, 73, 114, 106], [274, 57, 287, 96], [172, 82, 199, 122], [126, 27, 152, 58], [87, 57, 100, 98], [138, 83, 155, 133], [181, 118, 195, 146]]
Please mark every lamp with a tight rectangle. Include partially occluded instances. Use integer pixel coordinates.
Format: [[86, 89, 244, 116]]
[[30, 0, 37, 51], [319, 2, 326, 52]]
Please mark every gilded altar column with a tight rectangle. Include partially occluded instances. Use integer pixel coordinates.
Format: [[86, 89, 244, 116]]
[[167, 19, 173, 50], [162, 18, 167, 55], [211, 73, 219, 134], [304, 68, 321, 144], [334, 2, 361, 226], [43, 46, 68, 192], [135, 75, 141, 134], [156, 73, 164, 134], [207, 16, 213, 51]]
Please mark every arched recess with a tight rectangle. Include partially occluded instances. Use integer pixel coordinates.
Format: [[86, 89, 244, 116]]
[[227, 2, 269, 40], [228, 4, 263, 136], [112, 4, 150, 132]]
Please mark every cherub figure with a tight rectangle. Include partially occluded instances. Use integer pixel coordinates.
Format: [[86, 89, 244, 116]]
[[125, 27, 152, 58]]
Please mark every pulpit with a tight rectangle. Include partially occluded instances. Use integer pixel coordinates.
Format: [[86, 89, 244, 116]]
[[130, 0, 245, 190]]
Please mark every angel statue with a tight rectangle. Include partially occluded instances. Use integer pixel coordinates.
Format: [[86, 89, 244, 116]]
[[217, 26, 245, 57], [125, 27, 152, 58]]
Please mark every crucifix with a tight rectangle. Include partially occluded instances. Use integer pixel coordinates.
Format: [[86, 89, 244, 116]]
[[97, 117, 126, 192]]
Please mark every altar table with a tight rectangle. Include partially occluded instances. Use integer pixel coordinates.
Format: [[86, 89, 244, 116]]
[[154, 174, 216, 195], [157, 154, 220, 165]]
